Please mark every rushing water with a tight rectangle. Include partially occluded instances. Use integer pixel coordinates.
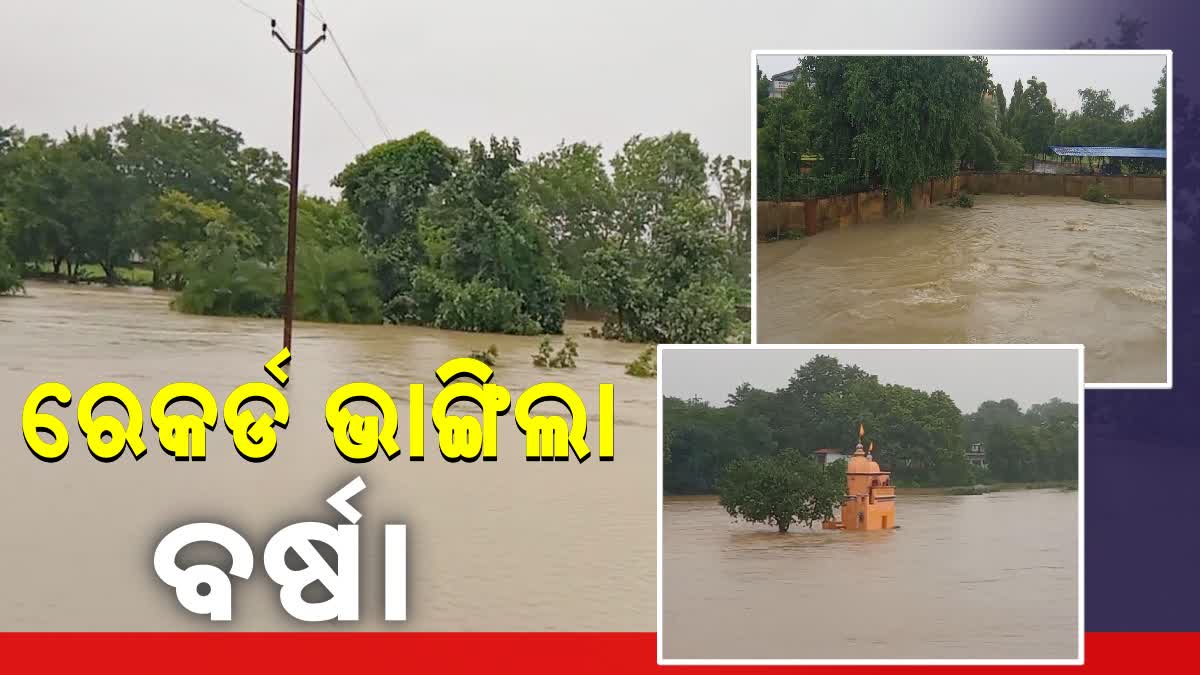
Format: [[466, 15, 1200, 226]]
[[757, 195, 1167, 384], [0, 281, 657, 630], [662, 490, 1078, 660]]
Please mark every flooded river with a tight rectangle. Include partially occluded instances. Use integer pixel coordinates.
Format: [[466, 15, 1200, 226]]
[[0, 281, 657, 630], [662, 489, 1078, 660], [757, 195, 1167, 384]]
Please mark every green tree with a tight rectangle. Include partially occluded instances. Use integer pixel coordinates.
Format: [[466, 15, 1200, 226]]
[[719, 448, 847, 533], [796, 55, 990, 203], [518, 142, 616, 304], [114, 114, 287, 262], [296, 194, 363, 250], [415, 136, 564, 333], [709, 155, 752, 282], [611, 132, 709, 245], [757, 65, 772, 128], [333, 131, 457, 320], [147, 190, 252, 289], [1016, 78, 1055, 156]]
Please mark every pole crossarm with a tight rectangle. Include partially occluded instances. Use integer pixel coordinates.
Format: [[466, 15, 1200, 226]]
[[270, 19, 294, 52]]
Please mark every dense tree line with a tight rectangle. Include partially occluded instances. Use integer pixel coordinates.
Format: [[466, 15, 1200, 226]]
[[0, 116, 749, 342], [757, 55, 1168, 202], [663, 355, 1078, 494]]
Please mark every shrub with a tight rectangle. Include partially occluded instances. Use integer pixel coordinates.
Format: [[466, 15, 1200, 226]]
[[625, 346, 657, 377], [294, 246, 381, 324], [434, 280, 541, 334], [532, 336, 578, 368], [174, 248, 280, 317], [1082, 183, 1119, 204], [468, 345, 499, 366]]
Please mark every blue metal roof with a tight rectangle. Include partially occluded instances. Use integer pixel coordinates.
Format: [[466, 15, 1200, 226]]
[[1049, 146, 1166, 159]]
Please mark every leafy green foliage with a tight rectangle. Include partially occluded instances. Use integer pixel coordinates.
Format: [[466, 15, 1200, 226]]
[[518, 142, 615, 303], [1082, 184, 1120, 204], [333, 131, 457, 318], [532, 336, 578, 368], [625, 346, 657, 377], [294, 245, 381, 324], [759, 56, 989, 202], [417, 137, 565, 334], [963, 398, 1078, 482], [584, 190, 741, 344], [0, 238, 23, 294], [333, 131, 457, 245], [719, 449, 847, 532], [174, 248, 280, 318]]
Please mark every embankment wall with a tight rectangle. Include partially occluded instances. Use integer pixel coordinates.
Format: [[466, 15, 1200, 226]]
[[757, 173, 1166, 239]]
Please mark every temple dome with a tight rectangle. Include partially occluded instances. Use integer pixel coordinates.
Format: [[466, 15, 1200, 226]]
[[866, 459, 881, 473], [846, 442, 872, 473]]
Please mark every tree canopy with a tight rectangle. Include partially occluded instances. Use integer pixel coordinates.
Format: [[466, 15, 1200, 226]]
[[1, 115, 750, 342], [758, 54, 1168, 201], [664, 355, 1078, 494], [719, 449, 847, 533]]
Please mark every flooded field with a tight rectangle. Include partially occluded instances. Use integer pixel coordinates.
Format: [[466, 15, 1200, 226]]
[[757, 195, 1167, 384], [662, 489, 1078, 660], [0, 281, 657, 630]]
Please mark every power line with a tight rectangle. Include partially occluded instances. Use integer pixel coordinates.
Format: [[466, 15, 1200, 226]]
[[298, 0, 390, 141], [325, 29, 392, 140], [305, 62, 369, 152], [235, 0, 273, 21]]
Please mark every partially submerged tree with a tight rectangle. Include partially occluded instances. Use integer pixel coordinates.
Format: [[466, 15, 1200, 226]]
[[719, 448, 847, 533]]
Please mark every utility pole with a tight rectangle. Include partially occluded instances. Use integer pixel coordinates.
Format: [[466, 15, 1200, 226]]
[[270, 2, 326, 351]]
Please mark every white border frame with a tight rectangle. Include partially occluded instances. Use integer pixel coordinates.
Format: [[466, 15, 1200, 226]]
[[656, 343, 1085, 666], [749, 49, 1173, 390]]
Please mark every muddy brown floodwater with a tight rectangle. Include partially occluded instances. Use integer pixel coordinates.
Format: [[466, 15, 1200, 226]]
[[757, 195, 1167, 384], [662, 490, 1079, 660], [0, 281, 656, 630]]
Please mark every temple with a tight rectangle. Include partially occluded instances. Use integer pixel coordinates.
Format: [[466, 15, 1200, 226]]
[[823, 425, 897, 531]]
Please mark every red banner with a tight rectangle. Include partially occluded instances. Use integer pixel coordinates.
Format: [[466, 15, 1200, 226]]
[[1, 632, 1193, 672]]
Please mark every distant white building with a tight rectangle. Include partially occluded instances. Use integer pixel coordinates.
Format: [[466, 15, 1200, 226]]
[[769, 67, 801, 98], [966, 443, 987, 468], [813, 448, 846, 465]]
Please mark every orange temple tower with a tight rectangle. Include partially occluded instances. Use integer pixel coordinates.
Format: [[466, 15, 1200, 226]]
[[824, 425, 897, 531]]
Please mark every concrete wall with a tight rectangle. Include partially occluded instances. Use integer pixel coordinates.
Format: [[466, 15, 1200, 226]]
[[960, 172, 1166, 199], [757, 172, 1165, 239]]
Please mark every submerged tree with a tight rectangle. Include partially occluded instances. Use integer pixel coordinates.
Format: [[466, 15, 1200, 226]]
[[719, 449, 847, 533]]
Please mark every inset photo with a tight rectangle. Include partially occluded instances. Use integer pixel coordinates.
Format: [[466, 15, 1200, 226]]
[[753, 51, 1170, 388], [657, 345, 1082, 664]]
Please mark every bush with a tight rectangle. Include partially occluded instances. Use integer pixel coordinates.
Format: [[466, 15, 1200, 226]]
[[625, 346, 657, 377], [434, 279, 541, 335], [1082, 183, 1120, 204], [294, 245, 381, 324], [174, 248, 280, 317], [468, 345, 499, 366], [532, 336, 578, 368]]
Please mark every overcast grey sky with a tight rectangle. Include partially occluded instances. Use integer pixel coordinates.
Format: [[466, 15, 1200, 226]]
[[661, 348, 1079, 413], [2, 0, 1135, 197], [757, 53, 1167, 115]]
